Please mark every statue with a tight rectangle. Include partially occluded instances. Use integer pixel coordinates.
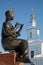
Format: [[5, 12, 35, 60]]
[[1, 9, 33, 64]]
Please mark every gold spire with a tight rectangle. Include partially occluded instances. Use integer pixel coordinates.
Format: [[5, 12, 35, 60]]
[[30, 8, 36, 27], [31, 8, 34, 18]]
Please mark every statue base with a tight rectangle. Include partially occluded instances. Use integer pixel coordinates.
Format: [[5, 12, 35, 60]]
[[0, 52, 24, 65]]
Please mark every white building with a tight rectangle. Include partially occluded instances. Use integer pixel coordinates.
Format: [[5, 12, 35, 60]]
[[27, 9, 43, 65]]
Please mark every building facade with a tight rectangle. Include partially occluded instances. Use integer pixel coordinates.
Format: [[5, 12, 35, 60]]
[[27, 9, 43, 65]]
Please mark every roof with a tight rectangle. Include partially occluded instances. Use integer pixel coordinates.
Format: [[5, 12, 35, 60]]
[[28, 40, 43, 44], [34, 54, 43, 60]]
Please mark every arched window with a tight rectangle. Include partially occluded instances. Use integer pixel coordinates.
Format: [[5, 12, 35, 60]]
[[31, 51, 34, 58], [30, 32, 32, 38]]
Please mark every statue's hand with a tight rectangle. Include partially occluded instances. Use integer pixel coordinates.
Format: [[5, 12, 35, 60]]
[[15, 22, 24, 29], [16, 32, 20, 36], [15, 22, 20, 28]]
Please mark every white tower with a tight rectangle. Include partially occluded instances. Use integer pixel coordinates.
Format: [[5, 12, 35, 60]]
[[26, 9, 43, 65], [27, 8, 40, 40]]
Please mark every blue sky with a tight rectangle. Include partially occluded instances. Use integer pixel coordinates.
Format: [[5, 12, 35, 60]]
[[0, 0, 43, 51]]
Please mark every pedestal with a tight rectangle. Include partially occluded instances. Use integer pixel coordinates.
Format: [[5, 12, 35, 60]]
[[0, 52, 24, 65]]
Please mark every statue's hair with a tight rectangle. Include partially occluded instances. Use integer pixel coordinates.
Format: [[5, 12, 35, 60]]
[[5, 10, 9, 16]]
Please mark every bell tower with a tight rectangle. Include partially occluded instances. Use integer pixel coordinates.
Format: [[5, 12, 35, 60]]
[[27, 9, 40, 40]]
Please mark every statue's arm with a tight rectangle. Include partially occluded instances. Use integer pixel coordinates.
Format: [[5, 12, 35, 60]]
[[11, 27, 20, 37], [4, 24, 20, 38], [15, 22, 24, 35]]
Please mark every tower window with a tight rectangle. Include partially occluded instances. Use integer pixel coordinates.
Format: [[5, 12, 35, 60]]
[[31, 51, 34, 58], [30, 32, 32, 38]]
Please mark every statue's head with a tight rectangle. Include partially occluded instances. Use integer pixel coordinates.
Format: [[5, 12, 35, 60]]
[[5, 9, 14, 20]]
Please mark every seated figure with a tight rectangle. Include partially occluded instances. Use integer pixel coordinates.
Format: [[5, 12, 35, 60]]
[[1, 9, 33, 64]]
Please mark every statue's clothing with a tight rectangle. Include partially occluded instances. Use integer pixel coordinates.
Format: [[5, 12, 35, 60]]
[[2, 22, 20, 48], [2, 21, 28, 56]]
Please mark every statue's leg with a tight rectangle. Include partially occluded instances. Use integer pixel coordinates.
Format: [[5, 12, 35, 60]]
[[20, 40, 29, 58], [13, 39, 28, 56], [15, 40, 28, 57], [16, 39, 33, 63]]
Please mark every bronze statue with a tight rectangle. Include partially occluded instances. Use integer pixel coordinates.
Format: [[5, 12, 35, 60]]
[[1, 9, 33, 64]]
